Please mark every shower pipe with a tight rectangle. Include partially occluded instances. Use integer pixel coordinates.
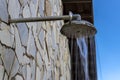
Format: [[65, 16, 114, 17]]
[[9, 12, 80, 23], [7, 11, 97, 38]]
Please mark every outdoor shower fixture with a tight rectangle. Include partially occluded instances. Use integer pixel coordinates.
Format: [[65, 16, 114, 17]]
[[8, 12, 97, 38]]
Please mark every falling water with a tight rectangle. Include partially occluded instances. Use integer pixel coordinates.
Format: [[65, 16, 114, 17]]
[[76, 37, 89, 80], [69, 36, 90, 80]]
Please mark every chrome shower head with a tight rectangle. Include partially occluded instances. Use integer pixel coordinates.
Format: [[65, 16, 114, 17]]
[[60, 20, 97, 38]]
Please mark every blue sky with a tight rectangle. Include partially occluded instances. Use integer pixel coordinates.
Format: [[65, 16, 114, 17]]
[[93, 0, 120, 80]]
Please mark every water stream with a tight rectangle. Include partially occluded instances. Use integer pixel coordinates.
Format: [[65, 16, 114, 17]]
[[69, 36, 90, 80], [76, 37, 89, 80]]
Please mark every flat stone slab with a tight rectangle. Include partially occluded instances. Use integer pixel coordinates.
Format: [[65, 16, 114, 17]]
[[0, 0, 8, 23]]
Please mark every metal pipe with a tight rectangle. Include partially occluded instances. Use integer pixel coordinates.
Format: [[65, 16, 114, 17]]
[[9, 15, 79, 23]]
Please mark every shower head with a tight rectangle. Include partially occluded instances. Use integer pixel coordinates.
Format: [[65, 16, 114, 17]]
[[60, 20, 97, 38]]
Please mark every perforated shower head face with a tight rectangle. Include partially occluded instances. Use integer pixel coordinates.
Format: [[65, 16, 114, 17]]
[[60, 20, 97, 38]]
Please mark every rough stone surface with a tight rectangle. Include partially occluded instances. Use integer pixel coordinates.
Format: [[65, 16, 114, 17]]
[[0, 23, 14, 47], [17, 23, 28, 46], [15, 75, 23, 80], [10, 57, 19, 79], [0, 0, 8, 23], [39, 0, 45, 16], [1, 48, 15, 75], [27, 28, 37, 58], [0, 0, 71, 80], [4, 73, 8, 80], [15, 26, 25, 64], [0, 58, 2, 65], [0, 65, 4, 80], [8, 0, 20, 18], [18, 65, 27, 79], [36, 67, 41, 80]]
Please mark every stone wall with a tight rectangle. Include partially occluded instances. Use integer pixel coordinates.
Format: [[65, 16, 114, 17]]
[[0, 0, 71, 80]]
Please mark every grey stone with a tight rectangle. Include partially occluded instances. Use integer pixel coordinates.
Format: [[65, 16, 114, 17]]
[[32, 0, 37, 5], [0, 65, 4, 80], [0, 58, 2, 65], [23, 55, 30, 65], [45, 32, 53, 59], [4, 72, 8, 80], [0, 30, 14, 47], [1, 49, 15, 75], [0, 0, 71, 79], [53, 0, 62, 15], [0, 24, 14, 47], [30, 60, 36, 80], [45, 0, 52, 16], [54, 21, 62, 44], [38, 28, 45, 49], [0, 42, 1, 48], [23, 4, 33, 28], [54, 67, 60, 80], [51, 23, 57, 50], [8, 0, 20, 18], [36, 52, 43, 69], [34, 33, 45, 61], [17, 23, 28, 46], [0, 44, 3, 61], [0, 44, 2, 65], [27, 29, 36, 58], [23, 4, 31, 18], [36, 67, 41, 80], [29, 2, 36, 17], [10, 57, 19, 79], [26, 65, 31, 80], [60, 76, 64, 80], [36, 66, 45, 80], [6, 0, 8, 3], [46, 66, 52, 80], [0, 0, 8, 23], [43, 71, 47, 80], [18, 65, 27, 80], [36, 22, 42, 35], [15, 27, 25, 64], [15, 75, 23, 80], [0, 21, 9, 30], [39, 0, 45, 16], [19, 0, 28, 6], [32, 23, 37, 38], [29, 0, 38, 17], [41, 22, 47, 30]]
